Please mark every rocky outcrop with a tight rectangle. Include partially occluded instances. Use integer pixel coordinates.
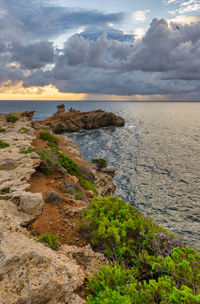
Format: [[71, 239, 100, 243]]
[[0, 110, 113, 304], [37, 104, 125, 133]]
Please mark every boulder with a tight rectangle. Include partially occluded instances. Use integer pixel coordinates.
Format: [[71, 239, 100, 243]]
[[11, 191, 44, 217]]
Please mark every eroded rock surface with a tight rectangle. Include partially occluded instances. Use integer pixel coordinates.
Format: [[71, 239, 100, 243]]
[[0, 111, 114, 304]]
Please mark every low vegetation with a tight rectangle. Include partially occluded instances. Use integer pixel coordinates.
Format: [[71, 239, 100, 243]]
[[0, 140, 10, 148], [40, 131, 59, 148], [6, 115, 19, 123], [0, 187, 10, 195], [0, 128, 6, 132], [91, 158, 107, 168], [78, 176, 98, 195], [19, 127, 29, 133], [37, 232, 60, 250], [20, 146, 35, 154], [82, 196, 200, 303]]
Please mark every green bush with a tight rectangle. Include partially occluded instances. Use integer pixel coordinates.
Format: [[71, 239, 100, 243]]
[[20, 146, 35, 154], [6, 115, 19, 123], [37, 233, 60, 250], [91, 158, 107, 168], [58, 152, 79, 176], [40, 132, 59, 147], [0, 140, 10, 148], [37, 149, 60, 175], [82, 196, 167, 265], [78, 176, 98, 195], [0, 128, 6, 132], [87, 263, 200, 303], [84, 196, 200, 303]]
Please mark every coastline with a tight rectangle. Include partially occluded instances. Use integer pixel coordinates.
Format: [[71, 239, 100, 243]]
[[0, 108, 200, 303]]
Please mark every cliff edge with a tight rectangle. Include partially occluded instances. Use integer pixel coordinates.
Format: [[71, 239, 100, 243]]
[[0, 109, 119, 304]]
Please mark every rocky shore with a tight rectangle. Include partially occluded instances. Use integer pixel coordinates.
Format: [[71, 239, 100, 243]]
[[36, 104, 125, 133], [0, 109, 119, 304]]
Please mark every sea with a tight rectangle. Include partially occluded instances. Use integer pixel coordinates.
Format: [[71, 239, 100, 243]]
[[0, 100, 200, 250]]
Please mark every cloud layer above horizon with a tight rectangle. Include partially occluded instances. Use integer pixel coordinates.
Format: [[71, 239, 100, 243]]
[[0, 0, 200, 100]]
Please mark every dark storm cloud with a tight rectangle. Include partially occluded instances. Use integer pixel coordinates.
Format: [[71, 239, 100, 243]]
[[11, 41, 54, 69], [1, 0, 200, 98]]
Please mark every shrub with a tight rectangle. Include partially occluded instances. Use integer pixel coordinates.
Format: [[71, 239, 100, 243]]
[[19, 127, 29, 133], [0, 128, 6, 132], [64, 181, 87, 201], [20, 146, 35, 154], [78, 165, 95, 182], [0, 140, 10, 148], [0, 195, 10, 200], [82, 196, 166, 266], [37, 149, 59, 176], [58, 152, 79, 176], [40, 132, 59, 147], [78, 176, 98, 195], [6, 115, 19, 123], [0, 187, 10, 195], [87, 263, 200, 304], [91, 158, 107, 168], [37, 233, 60, 250], [84, 196, 200, 303]]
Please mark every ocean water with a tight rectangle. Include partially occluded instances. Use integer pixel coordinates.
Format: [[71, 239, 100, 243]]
[[0, 100, 200, 249]]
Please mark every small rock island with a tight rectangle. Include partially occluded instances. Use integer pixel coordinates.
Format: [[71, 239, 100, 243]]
[[36, 104, 125, 133]]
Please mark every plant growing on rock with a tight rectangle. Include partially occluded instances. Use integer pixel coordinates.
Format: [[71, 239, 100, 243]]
[[40, 131, 59, 148], [0, 140, 10, 148], [63, 181, 87, 201], [6, 115, 19, 123], [0, 187, 10, 195], [58, 152, 79, 176], [19, 127, 29, 133], [0, 128, 6, 132], [20, 146, 35, 154], [78, 176, 98, 195], [91, 158, 107, 169], [37, 233, 60, 250]]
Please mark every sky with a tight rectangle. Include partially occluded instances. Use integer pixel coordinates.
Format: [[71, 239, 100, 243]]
[[0, 0, 200, 101]]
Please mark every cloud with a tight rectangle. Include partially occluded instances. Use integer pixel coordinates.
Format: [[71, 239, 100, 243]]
[[131, 10, 150, 23], [1, 1, 200, 98], [164, 0, 200, 15], [0, 0, 125, 42], [11, 41, 55, 70]]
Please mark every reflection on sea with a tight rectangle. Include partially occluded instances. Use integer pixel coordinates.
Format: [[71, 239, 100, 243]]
[[65, 102, 200, 250]]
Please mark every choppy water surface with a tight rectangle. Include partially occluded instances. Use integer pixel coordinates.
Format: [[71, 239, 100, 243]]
[[65, 102, 200, 250], [0, 100, 200, 249]]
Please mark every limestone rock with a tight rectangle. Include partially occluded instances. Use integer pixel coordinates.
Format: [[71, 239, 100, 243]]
[[0, 231, 85, 304], [61, 244, 107, 277], [11, 191, 43, 217]]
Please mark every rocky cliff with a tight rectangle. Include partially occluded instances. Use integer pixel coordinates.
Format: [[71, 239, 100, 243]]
[[0, 110, 118, 304], [36, 104, 125, 133]]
